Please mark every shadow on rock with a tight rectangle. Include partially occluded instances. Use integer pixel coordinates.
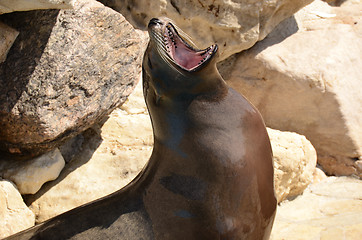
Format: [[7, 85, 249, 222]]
[[24, 123, 104, 206], [0, 10, 59, 158]]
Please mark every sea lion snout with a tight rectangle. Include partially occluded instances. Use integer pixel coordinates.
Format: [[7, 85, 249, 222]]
[[148, 18, 163, 27], [147, 17, 218, 72]]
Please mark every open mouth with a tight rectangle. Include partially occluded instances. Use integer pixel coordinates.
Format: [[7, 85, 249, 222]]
[[163, 23, 217, 72]]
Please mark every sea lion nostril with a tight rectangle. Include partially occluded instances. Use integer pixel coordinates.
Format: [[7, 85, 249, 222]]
[[148, 18, 163, 27]]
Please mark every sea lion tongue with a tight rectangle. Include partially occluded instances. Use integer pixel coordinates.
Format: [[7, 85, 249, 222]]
[[149, 18, 217, 72], [164, 23, 217, 71]]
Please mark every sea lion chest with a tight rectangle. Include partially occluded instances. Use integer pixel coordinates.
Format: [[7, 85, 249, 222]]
[[143, 88, 270, 239]]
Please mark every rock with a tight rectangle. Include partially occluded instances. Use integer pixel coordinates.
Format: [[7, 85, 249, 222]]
[[1, 148, 65, 194], [0, 0, 75, 14], [0, 179, 35, 238], [341, 0, 362, 7], [99, 0, 313, 60], [268, 128, 317, 202], [356, 159, 362, 177], [220, 0, 362, 176], [323, 0, 359, 6], [0, 22, 19, 63], [270, 177, 362, 240], [322, 0, 343, 5], [0, 0, 148, 158], [312, 167, 328, 184], [25, 81, 153, 223]]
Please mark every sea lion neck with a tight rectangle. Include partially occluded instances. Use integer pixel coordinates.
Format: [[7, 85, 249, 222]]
[[143, 53, 227, 146]]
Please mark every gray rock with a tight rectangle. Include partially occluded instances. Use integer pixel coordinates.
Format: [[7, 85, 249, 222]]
[[0, 0, 147, 158]]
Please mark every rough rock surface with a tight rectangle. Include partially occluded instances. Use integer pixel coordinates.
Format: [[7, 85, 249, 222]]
[[0, 0, 147, 158], [99, 0, 313, 60], [0, 0, 75, 14], [268, 128, 317, 202], [0, 22, 19, 63], [219, 0, 362, 176], [25, 82, 152, 223], [0, 179, 35, 238], [271, 177, 362, 240], [1, 148, 65, 194]]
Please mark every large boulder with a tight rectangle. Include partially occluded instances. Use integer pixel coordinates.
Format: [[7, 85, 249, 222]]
[[0, 0, 147, 158], [99, 0, 313, 60], [0, 0, 75, 14], [0, 179, 35, 238], [220, 0, 362, 176]]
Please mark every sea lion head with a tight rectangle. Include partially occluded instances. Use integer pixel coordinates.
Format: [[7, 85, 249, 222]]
[[143, 17, 221, 98]]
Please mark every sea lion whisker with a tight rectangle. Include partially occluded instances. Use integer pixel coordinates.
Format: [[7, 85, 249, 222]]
[[154, 42, 185, 76], [173, 25, 198, 49], [151, 31, 187, 76]]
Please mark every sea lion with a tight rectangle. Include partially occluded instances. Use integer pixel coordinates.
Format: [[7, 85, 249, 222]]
[[4, 17, 276, 240]]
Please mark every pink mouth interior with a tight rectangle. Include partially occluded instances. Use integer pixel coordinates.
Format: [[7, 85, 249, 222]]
[[164, 24, 215, 71]]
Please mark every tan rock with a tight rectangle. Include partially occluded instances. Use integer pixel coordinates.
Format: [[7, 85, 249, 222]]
[[100, 0, 313, 60], [356, 159, 362, 178], [0, 179, 35, 238], [0, 22, 19, 63], [2, 148, 65, 194], [271, 177, 362, 240], [312, 167, 328, 184], [221, 0, 362, 176], [341, 0, 362, 7], [26, 82, 153, 223], [268, 128, 317, 202], [0, 0, 75, 14]]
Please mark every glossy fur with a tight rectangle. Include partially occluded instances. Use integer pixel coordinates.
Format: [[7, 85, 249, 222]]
[[4, 18, 276, 240]]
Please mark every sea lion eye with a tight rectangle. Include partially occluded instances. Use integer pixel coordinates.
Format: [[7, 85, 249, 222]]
[[149, 18, 163, 27]]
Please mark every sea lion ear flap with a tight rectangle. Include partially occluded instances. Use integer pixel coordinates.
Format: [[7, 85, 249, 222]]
[[209, 44, 219, 63], [214, 44, 219, 52], [214, 44, 219, 56]]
